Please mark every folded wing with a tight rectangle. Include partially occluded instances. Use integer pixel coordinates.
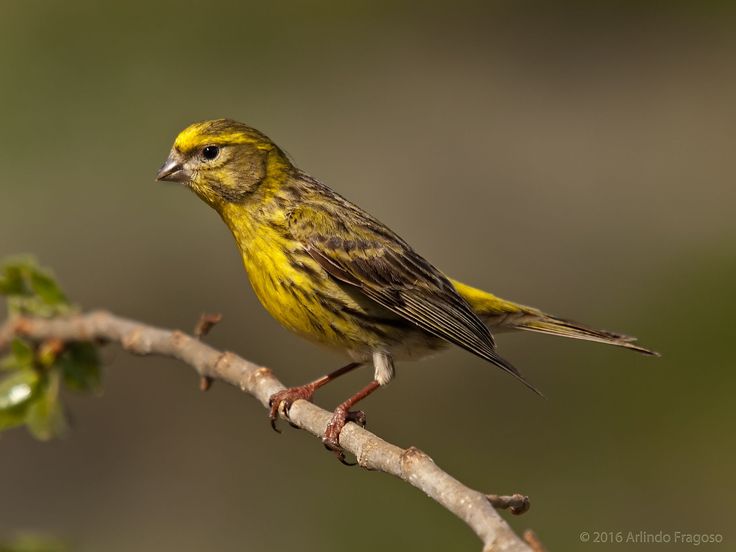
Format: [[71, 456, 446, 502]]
[[288, 202, 541, 395]]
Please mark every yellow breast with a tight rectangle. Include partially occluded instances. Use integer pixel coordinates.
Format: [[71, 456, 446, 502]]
[[220, 203, 371, 351], [245, 228, 321, 338]]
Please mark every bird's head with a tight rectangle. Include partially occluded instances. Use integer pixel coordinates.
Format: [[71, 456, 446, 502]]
[[157, 119, 290, 207]]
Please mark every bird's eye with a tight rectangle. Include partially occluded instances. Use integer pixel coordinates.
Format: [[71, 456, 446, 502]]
[[202, 145, 220, 160]]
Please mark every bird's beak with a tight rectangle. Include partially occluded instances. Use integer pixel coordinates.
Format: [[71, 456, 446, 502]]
[[156, 153, 189, 183]]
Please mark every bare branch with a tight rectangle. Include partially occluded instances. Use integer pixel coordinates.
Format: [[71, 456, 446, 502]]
[[1, 311, 537, 552]]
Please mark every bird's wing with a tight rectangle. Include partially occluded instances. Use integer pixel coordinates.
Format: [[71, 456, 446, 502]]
[[287, 201, 540, 395]]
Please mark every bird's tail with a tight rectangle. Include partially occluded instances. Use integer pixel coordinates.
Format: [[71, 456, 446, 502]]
[[451, 279, 659, 356]]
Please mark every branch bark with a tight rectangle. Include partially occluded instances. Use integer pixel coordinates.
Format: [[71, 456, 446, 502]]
[[0, 310, 537, 552]]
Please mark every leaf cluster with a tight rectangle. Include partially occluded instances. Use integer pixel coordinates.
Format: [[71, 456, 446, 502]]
[[0, 257, 101, 440]]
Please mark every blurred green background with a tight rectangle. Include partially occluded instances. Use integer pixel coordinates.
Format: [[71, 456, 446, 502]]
[[1, 1, 734, 551]]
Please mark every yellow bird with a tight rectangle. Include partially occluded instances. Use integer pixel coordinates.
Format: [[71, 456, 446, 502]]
[[157, 119, 656, 461]]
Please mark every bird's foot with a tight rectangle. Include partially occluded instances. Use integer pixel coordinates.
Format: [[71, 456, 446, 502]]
[[321, 406, 367, 465], [268, 385, 318, 432]]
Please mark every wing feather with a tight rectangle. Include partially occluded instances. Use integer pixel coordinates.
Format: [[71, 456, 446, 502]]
[[290, 200, 541, 395]]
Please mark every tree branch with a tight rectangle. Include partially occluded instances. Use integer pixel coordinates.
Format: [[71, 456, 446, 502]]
[[0, 310, 539, 552]]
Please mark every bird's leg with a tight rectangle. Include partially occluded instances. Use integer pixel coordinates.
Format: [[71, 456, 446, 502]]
[[323, 379, 381, 464], [269, 361, 362, 432]]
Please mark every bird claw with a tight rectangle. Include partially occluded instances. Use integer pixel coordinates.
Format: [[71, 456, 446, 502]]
[[269, 381, 369, 465], [321, 407, 367, 465], [268, 385, 316, 433]]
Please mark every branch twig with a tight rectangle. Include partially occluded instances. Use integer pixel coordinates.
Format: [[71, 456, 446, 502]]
[[524, 530, 549, 552], [487, 494, 531, 516], [193, 312, 222, 391], [1, 311, 540, 552]]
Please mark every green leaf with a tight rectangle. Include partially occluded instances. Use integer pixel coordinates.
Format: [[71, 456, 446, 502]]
[[0, 369, 41, 430], [29, 270, 67, 307], [0, 339, 35, 372], [26, 372, 66, 440], [0, 257, 70, 316], [0, 405, 27, 431], [59, 342, 102, 392], [11, 339, 34, 365], [0, 263, 29, 296], [0, 369, 40, 411]]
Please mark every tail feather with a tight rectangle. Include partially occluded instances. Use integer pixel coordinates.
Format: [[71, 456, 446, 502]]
[[450, 279, 659, 356], [517, 315, 659, 356]]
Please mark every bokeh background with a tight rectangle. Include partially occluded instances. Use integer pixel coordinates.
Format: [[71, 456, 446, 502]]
[[1, 1, 734, 551]]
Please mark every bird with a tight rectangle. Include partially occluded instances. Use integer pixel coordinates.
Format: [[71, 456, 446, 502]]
[[157, 118, 657, 461]]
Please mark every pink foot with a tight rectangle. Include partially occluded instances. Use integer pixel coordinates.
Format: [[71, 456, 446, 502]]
[[268, 385, 317, 432]]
